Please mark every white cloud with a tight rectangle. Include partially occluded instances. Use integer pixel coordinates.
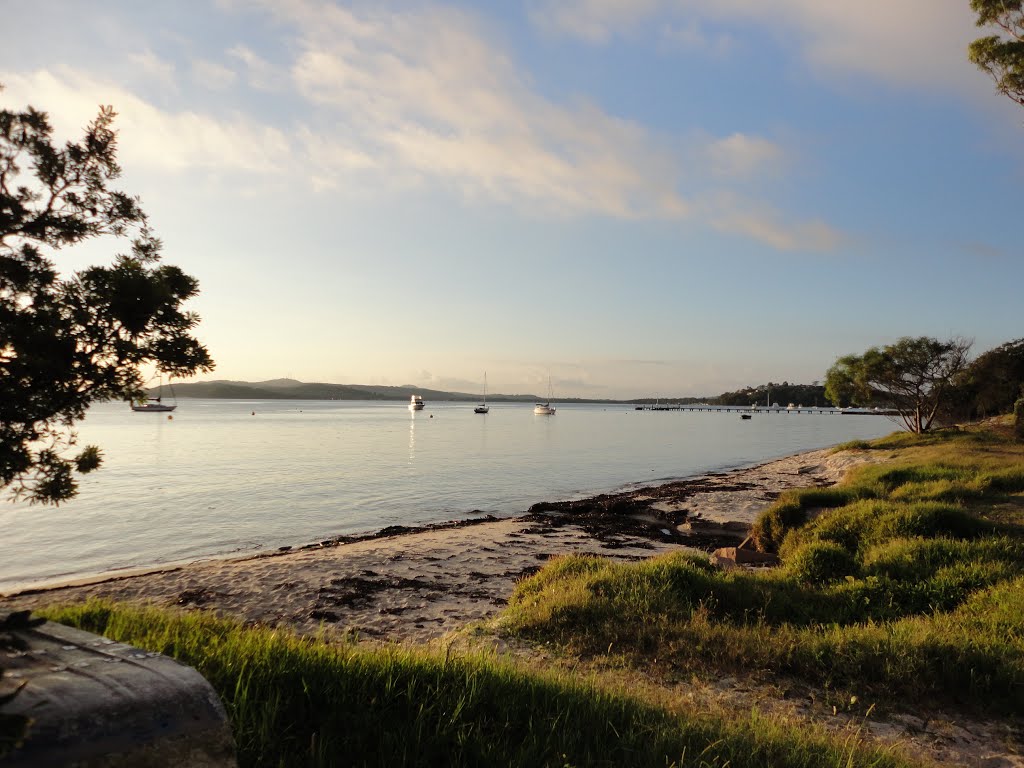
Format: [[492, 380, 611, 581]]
[[237, 0, 832, 248], [192, 58, 238, 90], [707, 133, 786, 178], [127, 49, 178, 93], [1, 69, 291, 174], [527, 0, 664, 44], [528, 0, 982, 94], [0, 1, 842, 251], [709, 202, 844, 252], [658, 20, 734, 56], [228, 44, 285, 90], [276, 1, 691, 219]]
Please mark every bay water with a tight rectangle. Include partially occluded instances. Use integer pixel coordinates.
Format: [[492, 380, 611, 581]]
[[0, 399, 895, 592]]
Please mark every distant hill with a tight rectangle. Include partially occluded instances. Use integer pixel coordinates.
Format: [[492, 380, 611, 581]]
[[151, 380, 543, 402]]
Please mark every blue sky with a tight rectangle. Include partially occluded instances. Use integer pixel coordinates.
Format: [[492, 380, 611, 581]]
[[2, 0, 1021, 398]]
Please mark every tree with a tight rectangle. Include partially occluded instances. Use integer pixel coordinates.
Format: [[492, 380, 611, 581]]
[[969, 0, 1024, 108], [955, 337, 1024, 419], [1, 90, 214, 504], [824, 337, 972, 433]]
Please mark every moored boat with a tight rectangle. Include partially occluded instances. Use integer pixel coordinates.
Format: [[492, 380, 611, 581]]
[[534, 377, 556, 415], [131, 376, 177, 412], [474, 373, 489, 414], [130, 402, 177, 413]]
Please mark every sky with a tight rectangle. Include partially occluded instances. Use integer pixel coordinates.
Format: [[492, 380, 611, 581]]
[[2, 0, 1022, 399]]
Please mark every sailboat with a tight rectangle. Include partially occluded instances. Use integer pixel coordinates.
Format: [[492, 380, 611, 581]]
[[474, 372, 489, 414], [533, 377, 556, 415], [131, 376, 177, 412]]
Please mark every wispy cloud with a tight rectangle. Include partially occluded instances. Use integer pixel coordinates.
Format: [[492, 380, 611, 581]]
[[710, 206, 843, 252], [0, 0, 845, 252], [527, 0, 664, 44], [1, 69, 291, 174], [959, 241, 1010, 261], [658, 20, 734, 56], [244, 0, 837, 248], [278, 2, 690, 219], [127, 49, 178, 94], [191, 58, 238, 90], [528, 0, 981, 94], [707, 133, 786, 179], [227, 44, 286, 91]]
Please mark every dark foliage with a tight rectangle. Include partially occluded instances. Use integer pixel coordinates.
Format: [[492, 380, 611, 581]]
[[1, 89, 213, 504], [714, 382, 831, 408], [948, 338, 1024, 422]]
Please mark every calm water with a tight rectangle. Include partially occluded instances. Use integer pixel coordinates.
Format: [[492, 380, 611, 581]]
[[0, 399, 895, 592]]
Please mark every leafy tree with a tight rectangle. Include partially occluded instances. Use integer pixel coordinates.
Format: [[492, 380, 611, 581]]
[[824, 337, 972, 433], [1, 90, 213, 504], [969, 0, 1024, 107]]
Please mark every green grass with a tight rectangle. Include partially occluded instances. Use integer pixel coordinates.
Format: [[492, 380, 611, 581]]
[[502, 427, 1024, 716], [39, 601, 919, 768]]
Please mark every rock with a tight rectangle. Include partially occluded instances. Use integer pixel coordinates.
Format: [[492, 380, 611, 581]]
[[685, 519, 718, 530], [711, 547, 779, 568]]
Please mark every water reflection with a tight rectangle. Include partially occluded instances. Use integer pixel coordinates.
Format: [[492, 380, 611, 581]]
[[408, 409, 417, 463]]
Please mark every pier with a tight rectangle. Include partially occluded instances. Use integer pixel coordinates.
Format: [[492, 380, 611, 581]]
[[633, 405, 897, 416]]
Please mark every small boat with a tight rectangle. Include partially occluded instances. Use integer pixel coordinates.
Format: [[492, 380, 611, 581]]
[[474, 373, 489, 414], [740, 413, 752, 420], [409, 395, 425, 411], [131, 402, 176, 413], [534, 377, 556, 415], [131, 376, 177, 412]]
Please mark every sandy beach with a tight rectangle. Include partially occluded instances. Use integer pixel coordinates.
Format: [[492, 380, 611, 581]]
[[1, 446, 879, 642]]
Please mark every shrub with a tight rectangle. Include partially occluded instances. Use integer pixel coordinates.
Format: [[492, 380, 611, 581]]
[[982, 466, 1024, 493], [1015, 397, 1024, 440], [751, 499, 807, 552], [786, 542, 860, 586], [863, 537, 1024, 582], [872, 502, 988, 543], [831, 439, 872, 452]]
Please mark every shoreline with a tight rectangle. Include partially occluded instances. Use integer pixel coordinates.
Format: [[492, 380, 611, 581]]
[[2, 443, 866, 596], [1, 444, 885, 642]]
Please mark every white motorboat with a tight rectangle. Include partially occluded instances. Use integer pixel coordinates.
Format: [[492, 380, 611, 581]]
[[409, 394, 425, 410]]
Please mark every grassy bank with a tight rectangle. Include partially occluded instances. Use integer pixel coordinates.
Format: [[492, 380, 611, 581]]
[[42, 601, 920, 768], [502, 427, 1024, 716]]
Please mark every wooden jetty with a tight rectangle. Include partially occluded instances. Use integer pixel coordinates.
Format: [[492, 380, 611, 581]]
[[633, 404, 898, 416]]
